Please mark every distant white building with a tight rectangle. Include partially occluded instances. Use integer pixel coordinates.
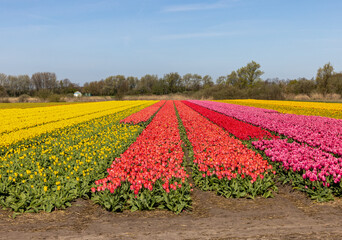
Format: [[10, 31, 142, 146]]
[[74, 91, 82, 97]]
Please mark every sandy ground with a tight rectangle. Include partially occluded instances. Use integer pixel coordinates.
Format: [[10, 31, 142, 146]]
[[1, 184, 342, 240]]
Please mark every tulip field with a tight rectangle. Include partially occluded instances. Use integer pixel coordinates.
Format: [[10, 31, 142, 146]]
[[0, 99, 342, 214], [218, 99, 342, 119]]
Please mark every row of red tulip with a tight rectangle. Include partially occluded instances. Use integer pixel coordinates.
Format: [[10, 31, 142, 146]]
[[182, 100, 275, 140], [175, 101, 274, 186], [94, 101, 188, 195], [187, 100, 342, 200], [189, 100, 342, 156], [120, 100, 165, 124]]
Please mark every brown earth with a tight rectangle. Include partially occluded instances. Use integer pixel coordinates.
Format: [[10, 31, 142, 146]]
[[1, 184, 342, 240]]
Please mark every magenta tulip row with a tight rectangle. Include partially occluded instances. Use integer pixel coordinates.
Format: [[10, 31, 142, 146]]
[[189, 100, 342, 156], [182, 101, 275, 140], [253, 139, 342, 185]]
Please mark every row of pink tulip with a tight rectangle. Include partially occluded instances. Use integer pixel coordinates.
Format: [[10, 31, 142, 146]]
[[253, 139, 342, 185], [189, 100, 342, 156], [182, 101, 275, 140]]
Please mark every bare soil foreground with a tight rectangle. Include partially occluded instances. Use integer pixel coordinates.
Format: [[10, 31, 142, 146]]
[[1, 185, 342, 240]]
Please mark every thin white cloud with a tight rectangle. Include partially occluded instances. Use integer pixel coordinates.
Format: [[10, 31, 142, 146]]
[[163, 0, 236, 12], [155, 31, 244, 40]]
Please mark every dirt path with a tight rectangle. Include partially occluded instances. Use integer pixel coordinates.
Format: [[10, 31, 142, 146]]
[[1, 184, 342, 240]]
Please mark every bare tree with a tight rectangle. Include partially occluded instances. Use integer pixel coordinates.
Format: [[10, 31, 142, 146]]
[[31, 72, 57, 91], [0, 73, 7, 87], [18, 75, 32, 94]]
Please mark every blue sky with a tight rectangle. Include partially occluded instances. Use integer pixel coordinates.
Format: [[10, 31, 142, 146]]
[[1, 0, 341, 85]]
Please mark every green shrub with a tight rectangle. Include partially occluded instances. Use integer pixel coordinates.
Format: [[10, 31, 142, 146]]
[[36, 89, 51, 100], [48, 94, 64, 102], [18, 94, 31, 103]]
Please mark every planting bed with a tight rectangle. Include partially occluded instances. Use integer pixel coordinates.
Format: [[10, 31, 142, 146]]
[[175, 101, 276, 199], [1, 99, 342, 239], [1, 185, 342, 239]]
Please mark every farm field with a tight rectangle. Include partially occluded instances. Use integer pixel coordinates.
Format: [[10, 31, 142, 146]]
[[0, 100, 156, 148], [1, 99, 342, 239], [0, 102, 80, 109], [218, 99, 342, 119]]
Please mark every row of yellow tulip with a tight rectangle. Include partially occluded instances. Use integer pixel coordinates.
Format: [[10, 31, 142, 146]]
[[0, 101, 157, 147], [0, 102, 78, 109], [0, 103, 153, 212], [217, 99, 342, 119]]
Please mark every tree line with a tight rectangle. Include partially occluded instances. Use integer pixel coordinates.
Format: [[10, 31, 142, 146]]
[[202, 62, 342, 100], [1, 61, 341, 101], [82, 73, 215, 97], [0, 73, 80, 99]]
